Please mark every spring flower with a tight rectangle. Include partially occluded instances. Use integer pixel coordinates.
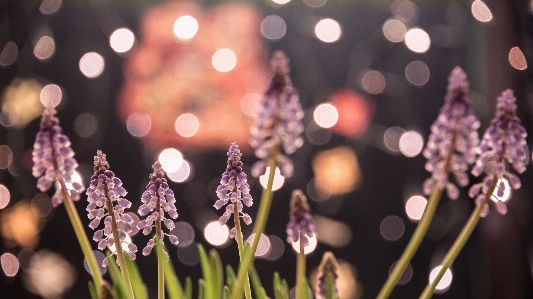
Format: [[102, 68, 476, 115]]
[[250, 51, 304, 178], [422, 67, 480, 200], [214, 142, 253, 239], [317, 252, 339, 299], [137, 161, 179, 256], [286, 190, 315, 247], [32, 104, 84, 207], [468, 89, 528, 215], [86, 151, 137, 264]]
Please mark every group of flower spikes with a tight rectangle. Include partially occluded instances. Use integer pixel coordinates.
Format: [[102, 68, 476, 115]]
[[423, 66, 527, 216]]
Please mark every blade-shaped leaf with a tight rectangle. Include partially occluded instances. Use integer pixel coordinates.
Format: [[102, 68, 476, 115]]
[[106, 253, 132, 299], [88, 281, 98, 299], [248, 265, 268, 299], [273, 273, 290, 299], [124, 255, 148, 299], [184, 277, 193, 299], [155, 240, 185, 299], [198, 245, 214, 299], [226, 265, 236, 291], [209, 249, 223, 296]]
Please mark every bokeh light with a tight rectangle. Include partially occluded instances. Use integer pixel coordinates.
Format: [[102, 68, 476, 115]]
[[429, 266, 453, 293], [212, 48, 237, 72], [471, 0, 493, 23], [404, 28, 430, 53], [329, 89, 374, 139], [405, 195, 427, 222], [313, 103, 339, 129], [240, 93, 261, 116], [171, 221, 195, 247], [271, 0, 291, 4], [405, 61, 430, 86], [0, 145, 13, 169], [79, 52, 105, 78], [167, 160, 192, 183], [314, 215, 352, 248], [39, 0, 61, 15], [107, 234, 133, 255], [304, 0, 327, 8], [83, 250, 106, 275], [509, 47, 527, 71], [74, 113, 98, 138], [0, 200, 42, 248], [261, 15, 287, 41], [110, 28, 135, 53], [391, 0, 419, 23], [1, 252, 19, 277], [23, 250, 76, 298], [40, 84, 62, 107], [383, 18, 406, 43], [175, 113, 200, 137], [33, 36, 55, 61], [389, 261, 413, 285], [178, 242, 200, 266], [291, 234, 318, 254], [312, 147, 362, 196], [204, 221, 229, 246], [0, 184, 10, 209], [173, 15, 199, 41], [399, 130, 424, 157], [361, 70, 386, 94], [246, 233, 271, 257], [315, 18, 342, 43], [264, 235, 285, 261], [259, 167, 285, 191], [491, 178, 511, 203], [380, 215, 405, 241], [306, 122, 332, 145], [158, 148, 183, 173], [126, 112, 151, 137], [0, 41, 18, 67], [31, 193, 53, 218], [0, 102, 20, 127], [384, 126, 405, 152]]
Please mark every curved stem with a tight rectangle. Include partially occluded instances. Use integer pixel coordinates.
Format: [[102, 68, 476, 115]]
[[155, 193, 165, 299], [419, 177, 498, 299], [234, 203, 252, 299], [59, 180, 103, 294], [296, 232, 306, 299], [377, 186, 443, 299]]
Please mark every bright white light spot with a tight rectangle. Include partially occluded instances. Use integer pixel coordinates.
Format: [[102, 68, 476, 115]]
[[175, 113, 199, 137], [259, 167, 285, 191], [291, 234, 317, 254], [509, 47, 527, 71], [40, 84, 62, 107], [404, 28, 430, 53], [0, 41, 18, 67], [429, 266, 453, 292], [272, 0, 291, 4], [23, 250, 76, 298], [110, 28, 135, 53], [261, 15, 287, 41], [315, 18, 342, 43], [240, 93, 261, 116], [173, 16, 199, 41], [471, 1, 493, 23], [57, 171, 82, 192], [313, 103, 339, 128], [405, 61, 430, 86], [126, 112, 151, 137], [79, 52, 105, 78], [491, 178, 511, 203], [361, 70, 386, 94], [33, 36, 55, 61], [383, 19, 406, 43], [167, 160, 192, 183], [204, 221, 229, 246], [158, 148, 183, 173], [399, 131, 424, 157], [39, 0, 62, 15], [212, 49, 237, 72], [0, 184, 10, 209], [246, 233, 271, 257], [107, 235, 133, 254], [1, 252, 19, 277], [405, 195, 427, 222]]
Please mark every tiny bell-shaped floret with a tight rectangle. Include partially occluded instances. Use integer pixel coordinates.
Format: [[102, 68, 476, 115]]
[[286, 190, 315, 247]]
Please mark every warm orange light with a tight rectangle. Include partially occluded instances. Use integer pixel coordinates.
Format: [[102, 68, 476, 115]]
[[312, 146, 362, 196]]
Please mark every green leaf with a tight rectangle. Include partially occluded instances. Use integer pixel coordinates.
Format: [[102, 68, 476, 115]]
[[199, 279, 207, 299], [185, 277, 193, 299], [88, 280, 98, 299], [155, 240, 185, 299], [326, 272, 338, 299], [273, 273, 289, 299], [225, 265, 236, 291], [198, 245, 214, 299], [224, 286, 231, 299], [124, 255, 148, 299], [209, 249, 223, 295], [106, 253, 132, 299], [248, 265, 267, 299], [302, 279, 310, 299]]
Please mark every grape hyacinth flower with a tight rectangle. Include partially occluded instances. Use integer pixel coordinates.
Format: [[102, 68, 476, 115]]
[[249, 51, 304, 178], [286, 190, 315, 247], [317, 252, 339, 299], [87, 151, 137, 264], [32, 103, 84, 207], [468, 89, 528, 216], [214, 142, 253, 239], [422, 66, 480, 200], [137, 161, 179, 256]]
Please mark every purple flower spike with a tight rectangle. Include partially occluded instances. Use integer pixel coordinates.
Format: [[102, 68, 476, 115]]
[[250, 51, 304, 178], [286, 190, 315, 247], [137, 161, 179, 255], [317, 252, 339, 299], [468, 89, 528, 215], [214, 143, 253, 238], [422, 67, 480, 200], [32, 104, 84, 207], [87, 151, 137, 263]]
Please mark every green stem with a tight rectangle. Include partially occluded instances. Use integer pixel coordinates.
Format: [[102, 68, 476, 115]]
[[234, 202, 252, 299], [59, 180, 103, 295], [156, 194, 165, 299], [419, 177, 498, 299], [230, 150, 278, 299], [296, 232, 306, 299], [377, 186, 443, 299]]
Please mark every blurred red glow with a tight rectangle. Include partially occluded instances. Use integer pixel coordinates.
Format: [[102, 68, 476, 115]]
[[329, 89, 374, 139]]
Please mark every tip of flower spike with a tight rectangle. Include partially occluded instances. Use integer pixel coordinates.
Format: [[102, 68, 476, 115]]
[[447, 66, 469, 93], [289, 189, 310, 214], [152, 161, 164, 173], [319, 251, 338, 276], [270, 51, 290, 76], [497, 89, 517, 114]]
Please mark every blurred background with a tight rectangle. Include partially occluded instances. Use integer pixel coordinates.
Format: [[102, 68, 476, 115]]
[[0, 0, 532, 298]]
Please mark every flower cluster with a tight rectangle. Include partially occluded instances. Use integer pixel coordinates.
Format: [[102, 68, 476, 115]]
[[286, 190, 315, 247], [137, 161, 179, 255], [32, 104, 84, 207], [317, 252, 339, 299], [249, 51, 304, 178], [86, 151, 137, 263], [422, 67, 480, 200], [214, 142, 253, 239], [468, 89, 528, 215]]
